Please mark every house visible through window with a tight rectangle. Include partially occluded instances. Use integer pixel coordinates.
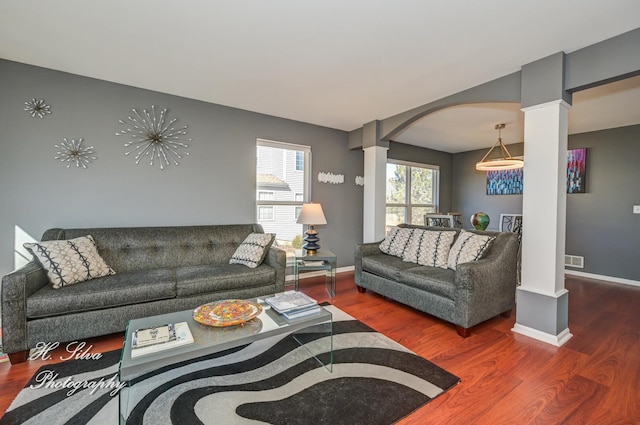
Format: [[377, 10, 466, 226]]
[[257, 139, 311, 255], [386, 160, 439, 227]]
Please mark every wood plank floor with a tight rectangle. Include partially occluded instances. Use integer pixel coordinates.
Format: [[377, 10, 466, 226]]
[[1, 272, 639, 424]]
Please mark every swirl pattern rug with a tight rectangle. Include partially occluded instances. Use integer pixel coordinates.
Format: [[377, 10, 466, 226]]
[[0, 305, 459, 425]]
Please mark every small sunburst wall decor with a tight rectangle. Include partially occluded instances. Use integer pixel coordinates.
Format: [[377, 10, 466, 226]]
[[116, 105, 191, 169], [54, 138, 96, 168], [24, 98, 52, 118]]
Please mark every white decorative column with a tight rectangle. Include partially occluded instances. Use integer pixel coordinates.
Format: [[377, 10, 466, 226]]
[[363, 145, 388, 243], [512, 99, 573, 346]]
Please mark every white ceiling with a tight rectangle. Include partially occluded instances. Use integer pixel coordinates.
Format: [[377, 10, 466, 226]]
[[1, 1, 639, 153], [394, 75, 640, 152]]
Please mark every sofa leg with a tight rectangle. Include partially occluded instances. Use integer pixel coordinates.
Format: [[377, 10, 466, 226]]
[[501, 309, 513, 318], [455, 325, 471, 338], [8, 350, 29, 364], [356, 285, 366, 293]]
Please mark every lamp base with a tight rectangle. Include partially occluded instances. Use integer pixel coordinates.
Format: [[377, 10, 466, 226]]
[[302, 228, 320, 254]]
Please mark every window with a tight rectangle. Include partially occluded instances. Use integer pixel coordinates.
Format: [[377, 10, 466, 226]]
[[258, 206, 274, 221], [295, 151, 304, 171], [257, 139, 311, 255], [258, 191, 275, 201], [386, 160, 439, 227]]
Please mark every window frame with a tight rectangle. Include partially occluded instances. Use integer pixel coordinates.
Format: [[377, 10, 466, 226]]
[[256, 139, 311, 208], [385, 159, 440, 226]]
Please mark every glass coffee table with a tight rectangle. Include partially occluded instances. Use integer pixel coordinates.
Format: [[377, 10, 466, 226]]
[[118, 296, 332, 423]]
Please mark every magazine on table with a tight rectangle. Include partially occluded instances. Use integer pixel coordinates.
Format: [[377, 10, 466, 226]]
[[282, 305, 322, 319], [265, 291, 318, 314], [131, 322, 194, 358]]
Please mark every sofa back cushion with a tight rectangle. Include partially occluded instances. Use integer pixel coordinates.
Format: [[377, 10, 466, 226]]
[[41, 224, 265, 273]]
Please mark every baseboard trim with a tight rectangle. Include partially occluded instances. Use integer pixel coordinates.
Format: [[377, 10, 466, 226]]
[[565, 269, 640, 288], [512, 323, 573, 346], [285, 266, 355, 282]]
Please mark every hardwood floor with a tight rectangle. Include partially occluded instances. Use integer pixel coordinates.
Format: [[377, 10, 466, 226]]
[[1, 272, 639, 424]]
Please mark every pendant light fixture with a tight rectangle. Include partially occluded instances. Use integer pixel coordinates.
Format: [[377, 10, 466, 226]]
[[475, 123, 524, 171]]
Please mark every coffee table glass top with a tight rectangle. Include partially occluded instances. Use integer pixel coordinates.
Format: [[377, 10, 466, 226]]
[[119, 296, 332, 381]]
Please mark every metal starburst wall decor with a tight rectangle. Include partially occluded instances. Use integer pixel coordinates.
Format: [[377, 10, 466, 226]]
[[25, 98, 52, 118], [116, 105, 191, 169], [54, 138, 96, 168]]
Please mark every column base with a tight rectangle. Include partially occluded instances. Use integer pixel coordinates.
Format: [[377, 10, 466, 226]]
[[512, 323, 573, 346], [512, 287, 572, 346]]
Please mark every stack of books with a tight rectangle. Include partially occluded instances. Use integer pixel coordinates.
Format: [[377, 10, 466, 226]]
[[265, 291, 321, 319], [131, 322, 194, 358]]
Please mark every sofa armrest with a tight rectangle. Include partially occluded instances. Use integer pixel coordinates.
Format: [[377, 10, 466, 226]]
[[262, 246, 287, 292], [354, 242, 383, 285], [454, 232, 519, 326], [1, 261, 49, 353]]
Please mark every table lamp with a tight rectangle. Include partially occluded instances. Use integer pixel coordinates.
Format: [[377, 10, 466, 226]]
[[296, 203, 327, 254]]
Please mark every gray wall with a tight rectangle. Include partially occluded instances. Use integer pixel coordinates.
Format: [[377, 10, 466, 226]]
[[565, 125, 640, 281], [451, 125, 640, 281], [0, 59, 363, 276], [451, 142, 524, 231], [387, 141, 454, 213]]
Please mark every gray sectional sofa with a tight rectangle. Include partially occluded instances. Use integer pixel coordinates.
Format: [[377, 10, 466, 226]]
[[1, 224, 286, 364], [355, 223, 519, 337]]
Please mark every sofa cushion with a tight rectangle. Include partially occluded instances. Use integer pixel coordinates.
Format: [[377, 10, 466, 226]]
[[379, 227, 415, 258], [24, 235, 116, 289], [361, 254, 418, 282], [176, 263, 276, 297], [397, 266, 457, 300], [229, 233, 275, 268], [26, 268, 176, 318], [447, 230, 496, 270], [402, 229, 456, 268]]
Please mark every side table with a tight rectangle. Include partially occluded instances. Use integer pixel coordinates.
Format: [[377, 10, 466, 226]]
[[294, 249, 336, 297]]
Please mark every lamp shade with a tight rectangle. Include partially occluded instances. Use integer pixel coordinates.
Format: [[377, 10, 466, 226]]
[[296, 203, 327, 225]]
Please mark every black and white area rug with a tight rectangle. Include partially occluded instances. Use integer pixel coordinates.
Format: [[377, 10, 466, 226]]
[[1, 305, 459, 425]]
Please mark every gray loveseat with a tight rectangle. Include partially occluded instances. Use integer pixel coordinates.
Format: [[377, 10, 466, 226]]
[[355, 224, 518, 337], [2, 224, 286, 364]]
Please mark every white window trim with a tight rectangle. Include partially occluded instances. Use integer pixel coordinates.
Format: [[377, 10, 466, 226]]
[[386, 159, 440, 224], [256, 139, 311, 206]]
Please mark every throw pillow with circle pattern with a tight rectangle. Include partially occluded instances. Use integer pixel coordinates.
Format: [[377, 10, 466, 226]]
[[24, 235, 116, 289], [229, 233, 276, 268]]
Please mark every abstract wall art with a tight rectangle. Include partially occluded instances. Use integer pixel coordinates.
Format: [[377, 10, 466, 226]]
[[486, 168, 524, 195], [567, 148, 587, 193]]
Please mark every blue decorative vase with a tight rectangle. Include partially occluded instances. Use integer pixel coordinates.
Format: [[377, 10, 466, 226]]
[[470, 212, 490, 230]]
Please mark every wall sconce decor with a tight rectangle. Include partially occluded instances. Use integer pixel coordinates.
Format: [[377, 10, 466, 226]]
[[116, 105, 191, 170], [54, 138, 96, 169]]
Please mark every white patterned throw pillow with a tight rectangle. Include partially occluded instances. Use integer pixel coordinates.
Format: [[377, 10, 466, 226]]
[[379, 227, 415, 258], [403, 229, 457, 268], [447, 230, 496, 270], [24, 235, 116, 289], [229, 233, 275, 268]]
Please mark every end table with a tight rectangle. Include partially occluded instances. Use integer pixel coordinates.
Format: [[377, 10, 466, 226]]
[[294, 249, 336, 298]]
